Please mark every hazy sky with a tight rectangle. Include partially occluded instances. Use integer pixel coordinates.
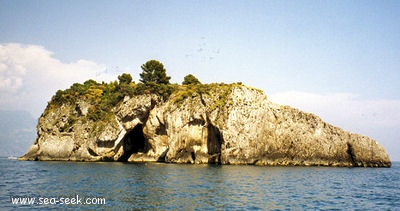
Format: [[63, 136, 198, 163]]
[[1, 0, 399, 160]]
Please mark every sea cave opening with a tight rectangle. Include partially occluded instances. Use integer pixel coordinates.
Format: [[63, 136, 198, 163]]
[[207, 123, 223, 164], [118, 124, 148, 162]]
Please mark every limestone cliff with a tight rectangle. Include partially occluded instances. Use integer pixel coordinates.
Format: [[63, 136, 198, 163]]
[[20, 83, 391, 167]]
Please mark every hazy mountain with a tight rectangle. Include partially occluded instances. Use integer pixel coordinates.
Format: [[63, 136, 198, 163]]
[[0, 110, 37, 157]]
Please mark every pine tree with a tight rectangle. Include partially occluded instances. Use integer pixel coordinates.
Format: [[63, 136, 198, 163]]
[[139, 60, 171, 84], [182, 74, 201, 85], [117, 73, 133, 85]]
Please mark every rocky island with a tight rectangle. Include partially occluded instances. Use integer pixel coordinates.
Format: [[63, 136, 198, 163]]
[[20, 60, 391, 167]]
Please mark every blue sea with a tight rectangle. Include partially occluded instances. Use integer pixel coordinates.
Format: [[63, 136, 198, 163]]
[[1, 158, 399, 210]]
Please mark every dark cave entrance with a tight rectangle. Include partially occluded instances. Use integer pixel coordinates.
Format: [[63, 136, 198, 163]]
[[118, 124, 148, 162], [207, 123, 223, 164], [347, 142, 358, 167]]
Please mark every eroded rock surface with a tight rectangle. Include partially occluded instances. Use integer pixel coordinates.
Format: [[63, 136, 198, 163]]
[[20, 84, 391, 167]]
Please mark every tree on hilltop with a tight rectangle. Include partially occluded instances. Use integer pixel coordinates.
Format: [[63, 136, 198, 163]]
[[139, 60, 171, 84], [182, 74, 201, 85], [118, 73, 133, 85], [116, 73, 134, 99]]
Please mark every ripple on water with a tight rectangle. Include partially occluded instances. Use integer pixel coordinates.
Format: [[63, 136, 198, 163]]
[[1, 159, 399, 210]]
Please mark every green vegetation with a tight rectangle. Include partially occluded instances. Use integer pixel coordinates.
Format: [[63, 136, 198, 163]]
[[171, 82, 242, 107], [118, 73, 133, 84], [182, 74, 201, 85], [134, 60, 174, 99], [48, 60, 175, 121], [172, 84, 207, 103], [139, 60, 170, 84], [46, 59, 246, 122], [50, 74, 136, 121]]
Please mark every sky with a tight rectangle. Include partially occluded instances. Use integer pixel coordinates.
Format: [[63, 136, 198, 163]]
[[0, 0, 399, 160]]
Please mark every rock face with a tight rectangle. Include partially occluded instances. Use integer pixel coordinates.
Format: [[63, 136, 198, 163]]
[[20, 84, 391, 167]]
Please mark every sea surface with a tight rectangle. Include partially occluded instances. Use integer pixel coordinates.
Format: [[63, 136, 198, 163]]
[[1, 158, 399, 210]]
